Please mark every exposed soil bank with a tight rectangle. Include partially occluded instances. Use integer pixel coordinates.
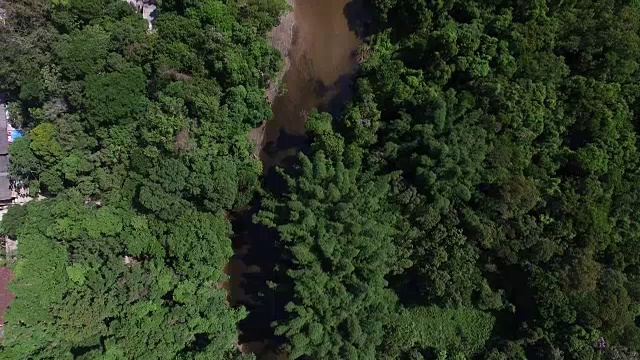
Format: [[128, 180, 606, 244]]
[[248, 0, 295, 156], [266, 0, 296, 104], [230, 0, 366, 358]]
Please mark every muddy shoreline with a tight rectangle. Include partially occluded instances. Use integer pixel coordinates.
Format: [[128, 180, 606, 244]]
[[266, 0, 296, 104], [248, 0, 295, 158]]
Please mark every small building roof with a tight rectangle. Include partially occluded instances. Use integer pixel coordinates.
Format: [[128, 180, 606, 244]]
[[0, 104, 8, 155], [0, 102, 10, 202]]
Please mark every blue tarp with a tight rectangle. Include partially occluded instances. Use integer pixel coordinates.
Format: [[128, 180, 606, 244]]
[[10, 130, 21, 140]]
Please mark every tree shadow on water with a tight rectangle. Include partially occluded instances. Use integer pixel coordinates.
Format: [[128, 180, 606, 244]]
[[231, 204, 290, 355], [343, 0, 374, 39], [314, 79, 331, 98], [314, 73, 358, 120], [235, 222, 289, 352], [230, 146, 307, 356], [261, 128, 309, 174], [275, 129, 308, 154]]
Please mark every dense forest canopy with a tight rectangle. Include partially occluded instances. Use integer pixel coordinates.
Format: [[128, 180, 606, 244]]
[[0, 0, 287, 358], [257, 0, 640, 359], [3, 0, 640, 359]]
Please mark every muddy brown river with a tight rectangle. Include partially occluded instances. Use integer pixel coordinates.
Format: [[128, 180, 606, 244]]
[[229, 0, 365, 358], [260, 0, 363, 167]]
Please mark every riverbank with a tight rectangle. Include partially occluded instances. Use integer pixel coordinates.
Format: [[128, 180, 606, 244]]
[[266, 0, 296, 104], [249, 0, 295, 158]]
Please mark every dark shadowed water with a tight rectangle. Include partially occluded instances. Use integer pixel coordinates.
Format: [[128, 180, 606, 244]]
[[228, 0, 367, 358]]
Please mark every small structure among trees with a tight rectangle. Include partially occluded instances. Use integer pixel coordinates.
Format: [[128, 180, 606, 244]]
[[123, 0, 156, 31], [0, 101, 12, 207]]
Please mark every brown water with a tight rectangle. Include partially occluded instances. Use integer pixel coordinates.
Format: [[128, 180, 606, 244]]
[[229, 0, 365, 358], [260, 0, 363, 167]]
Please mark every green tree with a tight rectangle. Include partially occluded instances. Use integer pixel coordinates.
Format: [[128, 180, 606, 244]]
[[0, 0, 288, 358], [258, 113, 406, 359]]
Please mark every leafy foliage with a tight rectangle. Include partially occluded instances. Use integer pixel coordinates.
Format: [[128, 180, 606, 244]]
[[0, 0, 288, 358], [258, 111, 494, 359], [257, 0, 640, 358], [334, 0, 640, 358]]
